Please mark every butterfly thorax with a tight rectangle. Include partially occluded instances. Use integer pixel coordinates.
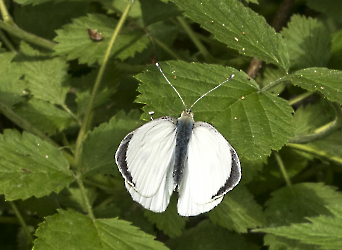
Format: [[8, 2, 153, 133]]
[[173, 110, 195, 186]]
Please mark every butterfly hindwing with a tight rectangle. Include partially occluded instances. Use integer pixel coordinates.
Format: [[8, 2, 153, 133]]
[[177, 121, 241, 216]]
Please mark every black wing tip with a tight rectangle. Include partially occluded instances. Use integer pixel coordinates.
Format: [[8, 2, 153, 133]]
[[211, 148, 241, 199]]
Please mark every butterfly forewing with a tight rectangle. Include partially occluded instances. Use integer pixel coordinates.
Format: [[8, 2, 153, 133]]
[[177, 122, 241, 216], [116, 117, 177, 200]]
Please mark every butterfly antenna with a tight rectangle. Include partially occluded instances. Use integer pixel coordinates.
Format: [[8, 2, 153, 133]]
[[189, 74, 235, 110], [156, 63, 187, 109]]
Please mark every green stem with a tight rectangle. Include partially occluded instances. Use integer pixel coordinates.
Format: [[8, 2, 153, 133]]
[[288, 143, 342, 165], [0, 20, 56, 50], [0, 102, 75, 167], [274, 152, 292, 187], [0, 0, 13, 24], [176, 16, 214, 62], [9, 201, 33, 244], [74, 2, 132, 165], [153, 36, 184, 60], [75, 174, 96, 221], [261, 75, 290, 92], [0, 29, 17, 52], [289, 103, 342, 144], [61, 104, 82, 126], [288, 91, 315, 106]]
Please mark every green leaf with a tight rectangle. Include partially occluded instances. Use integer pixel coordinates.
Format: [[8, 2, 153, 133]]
[[34, 209, 169, 250], [171, 0, 289, 70], [0, 52, 26, 106], [53, 14, 150, 65], [15, 99, 74, 136], [209, 185, 265, 233], [290, 68, 342, 105], [136, 61, 294, 160], [294, 101, 335, 136], [16, 43, 70, 105], [112, 0, 142, 18], [305, 129, 342, 161], [264, 183, 342, 227], [13, 1, 90, 40], [80, 110, 142, 176], [144, 196, 188, 238], [305, 0, 342, 23], [166, 220, 259, 250], [281, 15, 331, 69], [249, 148, 312, 195], [255, 206, 342, 250], [330, 29, 342, 69], [264, 234, 320, 250], [140, 0, 181, 26], [0, 130, 74, 200]]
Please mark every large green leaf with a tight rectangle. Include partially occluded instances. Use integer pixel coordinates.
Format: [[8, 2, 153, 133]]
[[15, 99, 74, 136], [0, 130, 74, 200], [34, 209, 169, 250], [0, 53, 26, 106], [282, 15, 331, 69], [80, 110, 142, 176], [209, 185, 265, 233], [290, 68, 342, 105], [264, 183, 342, 227], [255, 205, 342, 250], [171, 0, 289, 70], [136, 61, 294, 159], [53, 14, 150, 65], [15, 43, 70, 105]]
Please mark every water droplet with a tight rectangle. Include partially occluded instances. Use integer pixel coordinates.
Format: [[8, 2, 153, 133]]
[[321, 87, 324, 89], [234, 117, 237, 120], [242, 48, 245, 51], [46, 155, 49, 158], [242, 31, 245, 35], [234, 37, 238, 41], [241, 96, 245, 99], [222, 24, 225, 26]]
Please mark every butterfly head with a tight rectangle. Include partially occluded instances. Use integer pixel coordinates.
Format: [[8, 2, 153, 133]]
[[180, 109, 194, 122]]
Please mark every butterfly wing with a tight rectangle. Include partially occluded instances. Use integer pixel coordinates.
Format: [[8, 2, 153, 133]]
[[177, 121, 241, 216], [115, 117, 177, 212]]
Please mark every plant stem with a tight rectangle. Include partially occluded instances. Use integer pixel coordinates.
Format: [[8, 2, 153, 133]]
[[274, 152, 292, 188], [176, 16, 214, 62], [0, 20, 56, 50], [9, 201, 33, 244], [0, 29, 17, 52], [61, 104, 82, 126], [76, 174, 96, 221], [0, 0, 13, 24], [288, 91, 314, 106], [289, 103, 342, 144], [74, 2, 132, 165], [288, 143, 342, 165], [153, 36, 184, 60], [261, 75, 290, 92]]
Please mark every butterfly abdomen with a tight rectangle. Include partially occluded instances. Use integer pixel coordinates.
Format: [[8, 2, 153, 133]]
[[174, 111, 194, 185]]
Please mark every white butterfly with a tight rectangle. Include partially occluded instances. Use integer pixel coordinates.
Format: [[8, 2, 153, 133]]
[[115, 63, 241, 216]]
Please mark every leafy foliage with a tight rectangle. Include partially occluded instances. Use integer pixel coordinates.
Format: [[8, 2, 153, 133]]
[[0, 0, 342, 249]]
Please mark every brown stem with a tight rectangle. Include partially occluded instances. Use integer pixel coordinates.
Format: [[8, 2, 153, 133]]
[[246, 0, 295, 78]]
